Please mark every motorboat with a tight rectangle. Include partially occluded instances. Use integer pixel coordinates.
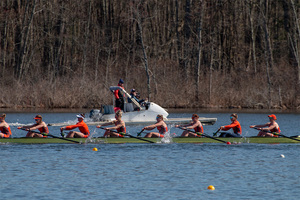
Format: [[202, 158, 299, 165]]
[[87, 86, 217, 126]]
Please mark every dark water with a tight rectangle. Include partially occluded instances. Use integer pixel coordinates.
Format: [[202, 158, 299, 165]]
[[0, 111, 299, 200]]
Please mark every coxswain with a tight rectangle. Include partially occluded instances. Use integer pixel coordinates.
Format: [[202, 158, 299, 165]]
[[96, 110, 126, 137], [18, 115, 49, 137], [0, 113, 12, 138], [218, 113, 242, 137], [60, 113, 90, 138], [175, 114, 203, 137], [250, 114, 281, 137], [143, 114, 168, 138]]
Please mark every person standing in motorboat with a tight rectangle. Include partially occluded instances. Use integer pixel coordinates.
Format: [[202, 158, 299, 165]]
[[218, 113, 242, 137], [175, 114, 204, 137], [114, 79, 125, 111], [18, 115, 49, 137], [60, 114, 90, 138], [250, 114, 281, 137], [143, 114, 168, 138], [97, 110, 126, 137], [0, 113, 12, 138]]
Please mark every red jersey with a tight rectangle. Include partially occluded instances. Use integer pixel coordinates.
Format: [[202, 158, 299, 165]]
[[194, 125, 203, 133], [269, 124, 280, 137], [223, 120, 242, 135], [0, 126, 12, 138], [115, 121, 126, 133], [114, 86, 125, 99], [65, 121, 90, 136], [157, 125, 168, 134], [38, 126, 49, 134]]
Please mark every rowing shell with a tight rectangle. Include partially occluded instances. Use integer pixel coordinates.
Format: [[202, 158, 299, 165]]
[[0, 136, 300, 144]]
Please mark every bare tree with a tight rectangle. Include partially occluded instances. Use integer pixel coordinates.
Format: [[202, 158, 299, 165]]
[[15, 0, 37, 81], [132, 0, 151, 101], [195, 1, 205, 102], [260, 0, 273, 108], [290, 0, 300, 86]]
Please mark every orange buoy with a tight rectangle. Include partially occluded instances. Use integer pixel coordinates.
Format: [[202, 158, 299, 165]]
[[207, 185, 215, 190], [92, 147, 98, 151]]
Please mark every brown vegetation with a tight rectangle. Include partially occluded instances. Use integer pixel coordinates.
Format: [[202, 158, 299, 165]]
[[0, 0, 299, 109]]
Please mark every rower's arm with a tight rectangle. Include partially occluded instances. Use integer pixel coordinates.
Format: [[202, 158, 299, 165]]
[[187, 121, 201, 129], [250, 123, 269, 129], [108, 122, 124, 130], [19, 124, 35, 129], [29, 124, 45, 130], [144, 123, 160, 130], [99, 121, 114, 127], [264, 123, 276, 131]]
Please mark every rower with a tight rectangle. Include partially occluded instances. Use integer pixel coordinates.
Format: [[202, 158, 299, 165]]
[[18, 115, 49, 137], [175, 114, 203, 137], [60, 114, 90, 138], [0, 113, 12, 138], [250, 114, 281, 137], [96, 110, 126, 137], [218, 113, 242, 137], [143, 114, 168, 138]]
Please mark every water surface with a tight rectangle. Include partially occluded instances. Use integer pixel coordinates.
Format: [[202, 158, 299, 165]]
[[0, 111, 299, 200]]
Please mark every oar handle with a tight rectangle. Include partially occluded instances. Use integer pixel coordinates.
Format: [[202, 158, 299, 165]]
[[213, 128, 221, 137], [137, 129, 144, 137], [19, 128, 41, 134]]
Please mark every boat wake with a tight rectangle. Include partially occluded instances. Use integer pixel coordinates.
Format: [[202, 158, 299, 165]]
[[159, 132, 174, 144]]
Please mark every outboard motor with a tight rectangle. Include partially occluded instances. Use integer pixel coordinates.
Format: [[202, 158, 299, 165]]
[[89, 109, 103, 121]]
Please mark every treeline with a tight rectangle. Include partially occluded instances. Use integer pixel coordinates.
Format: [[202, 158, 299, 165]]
[[0, 0, 299, 109]]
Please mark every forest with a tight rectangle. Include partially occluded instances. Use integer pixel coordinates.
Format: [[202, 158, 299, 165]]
[[0, 0, 299, 110]]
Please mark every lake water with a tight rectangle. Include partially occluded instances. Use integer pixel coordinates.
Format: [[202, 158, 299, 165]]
[[0, 111, 299, 200]]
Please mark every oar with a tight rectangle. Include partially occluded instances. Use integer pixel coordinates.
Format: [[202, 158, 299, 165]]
[[98, 127, 155, 143], [137, 129, 144, 137], [252, 127, 300, 142], [18, 128, 81, 144], [177, 127, 231, 144], [213, 128, 221, 137]]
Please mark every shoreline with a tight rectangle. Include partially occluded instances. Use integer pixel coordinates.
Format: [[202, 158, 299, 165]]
[[0, 107, 299, 114]]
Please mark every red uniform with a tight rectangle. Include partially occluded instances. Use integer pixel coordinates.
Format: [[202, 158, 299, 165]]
[[222, 120, 242, 135], [115, 121, 126, 137], [194, 125, 203, 133], [114, 85, 125, 110], [193, 125, 203, 137], [38, 126, 49, 134], [157, 125, 168, 138], [269, 124, 281, 137], [0, 126, 12, 138], [65, 121, 90, 138]]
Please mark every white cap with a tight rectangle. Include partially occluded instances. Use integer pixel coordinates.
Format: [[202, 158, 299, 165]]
[[76, 114, 84, 119]]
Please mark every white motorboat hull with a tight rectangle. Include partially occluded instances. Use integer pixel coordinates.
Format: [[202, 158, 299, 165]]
[[100, 102, 169, 122]]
